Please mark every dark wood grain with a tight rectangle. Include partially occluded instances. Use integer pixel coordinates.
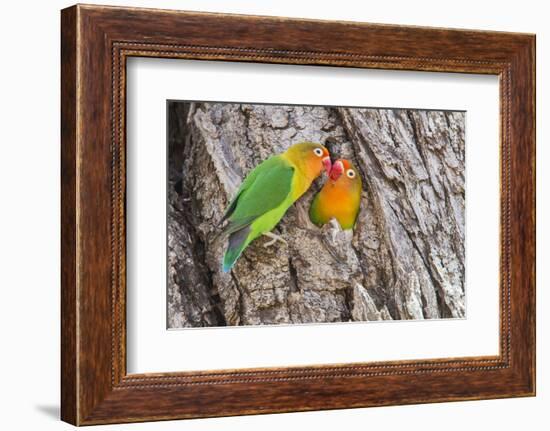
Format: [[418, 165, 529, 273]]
[[60, 6, 77, 425], [60, 4, 536, 425]]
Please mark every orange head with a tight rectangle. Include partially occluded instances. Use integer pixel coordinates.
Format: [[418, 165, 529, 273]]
[[328, 159, 361, 188], [284, 142, 331, 181]]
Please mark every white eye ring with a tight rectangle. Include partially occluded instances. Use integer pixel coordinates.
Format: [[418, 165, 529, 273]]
[[313, 148, 324, 157], [346, 169, 356, 178]]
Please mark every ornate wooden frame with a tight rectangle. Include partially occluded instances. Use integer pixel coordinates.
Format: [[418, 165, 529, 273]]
[[61, 4, 535, 425]]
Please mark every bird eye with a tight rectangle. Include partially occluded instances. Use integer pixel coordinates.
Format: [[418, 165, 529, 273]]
[[313, 148, 323, 157], [346, 169, 356, 178]]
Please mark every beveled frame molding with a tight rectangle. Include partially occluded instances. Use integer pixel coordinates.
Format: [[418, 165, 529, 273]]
[[61, 4, 535, 425]]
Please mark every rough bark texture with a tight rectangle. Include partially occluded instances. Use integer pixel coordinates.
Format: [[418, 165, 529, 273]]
[[167, 102, 465, 328]]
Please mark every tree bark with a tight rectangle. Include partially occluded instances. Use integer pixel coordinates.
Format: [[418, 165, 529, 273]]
[[167, 102, 465, 328]]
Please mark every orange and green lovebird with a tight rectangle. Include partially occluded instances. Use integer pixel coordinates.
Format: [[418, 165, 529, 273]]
[[220, 142, 332, 272], [309, 159, 362, 230]]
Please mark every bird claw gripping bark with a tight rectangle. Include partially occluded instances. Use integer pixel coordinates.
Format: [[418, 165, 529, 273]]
[[263, 231, 288, 248]]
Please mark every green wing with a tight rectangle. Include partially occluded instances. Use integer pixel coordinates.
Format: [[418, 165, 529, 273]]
[[221, 160, 264, 223], [308, 192, 324, 227], [220, 155, 294, 237]]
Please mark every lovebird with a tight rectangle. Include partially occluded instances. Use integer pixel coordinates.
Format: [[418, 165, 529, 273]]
[[309, 159, 362, 230], [219, 142, 332, 272]]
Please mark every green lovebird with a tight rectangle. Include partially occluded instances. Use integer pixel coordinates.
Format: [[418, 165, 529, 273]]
[[219, 142, 332, 272], [309, 159, 362, 230]]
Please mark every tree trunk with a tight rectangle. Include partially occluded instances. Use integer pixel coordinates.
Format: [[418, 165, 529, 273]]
[[167, 102, 465, 328]]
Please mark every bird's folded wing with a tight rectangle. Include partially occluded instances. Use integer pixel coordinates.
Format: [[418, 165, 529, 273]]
[[220, 156, 294, 236]]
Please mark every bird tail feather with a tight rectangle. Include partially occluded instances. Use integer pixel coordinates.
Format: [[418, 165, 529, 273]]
[[222, 226, 251, 272]]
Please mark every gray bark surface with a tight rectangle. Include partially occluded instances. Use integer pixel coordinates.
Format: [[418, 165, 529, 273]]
[[167, 102, 465, 328]]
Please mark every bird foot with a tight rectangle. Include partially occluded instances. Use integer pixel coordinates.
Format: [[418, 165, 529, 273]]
[[329, 218, 341, 242], [263, 232, 288, 248]]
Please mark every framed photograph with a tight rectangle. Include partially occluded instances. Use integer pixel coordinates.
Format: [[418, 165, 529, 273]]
[[61, 4, 535, 425]]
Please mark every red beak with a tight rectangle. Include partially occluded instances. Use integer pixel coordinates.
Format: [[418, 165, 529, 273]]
[[322, 156, 332, 175], [330, 160, 344, 181]]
